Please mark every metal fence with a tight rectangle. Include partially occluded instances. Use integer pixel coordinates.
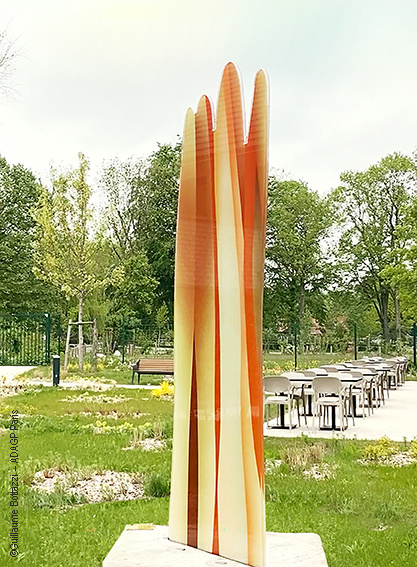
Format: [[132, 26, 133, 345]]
[[24, 313, 414, 370], [0, 313, 61, 365], [117, 321, 173, 362], [263, 323, 417, 369]]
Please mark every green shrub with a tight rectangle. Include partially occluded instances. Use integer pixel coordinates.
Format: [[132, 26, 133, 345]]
[[132, 417, 173, 442], [410, 438, 417, 458], [143, 470, 171, 498], [363, 436, 398, 460], [154, 417, 173, 439], [81, 420, 135, 434]]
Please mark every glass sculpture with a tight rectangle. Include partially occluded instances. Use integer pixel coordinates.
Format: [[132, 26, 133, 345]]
[[169, 62, 269, 567]]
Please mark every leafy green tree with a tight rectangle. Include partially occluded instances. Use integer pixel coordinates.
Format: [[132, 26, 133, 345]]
[[106, 250, 157, 320], [142, 142, 181, 314], [332, 152, 417, 342], [0, 156, 60, 312], [323, 290, 380, 351], [100, 155, 147, 260], [100, 141, 181, 322], [155, 302, 169, 347], [265, 177, 333, 333], [33, 153, 118, 370], [383, 183, 417, 325]]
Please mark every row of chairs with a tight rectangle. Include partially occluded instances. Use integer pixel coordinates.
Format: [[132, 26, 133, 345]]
[[263, 356, 408, 431], [263, 374, 353, 431]]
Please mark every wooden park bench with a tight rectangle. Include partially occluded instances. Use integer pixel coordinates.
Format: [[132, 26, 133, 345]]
[[131, 358, 174, 384]]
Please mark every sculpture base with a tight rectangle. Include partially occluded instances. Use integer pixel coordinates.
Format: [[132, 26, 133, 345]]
[[103, 524, 328, 566]]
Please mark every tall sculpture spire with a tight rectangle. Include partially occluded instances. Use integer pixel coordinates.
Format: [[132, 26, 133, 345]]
[[169, 62, 269, 567]]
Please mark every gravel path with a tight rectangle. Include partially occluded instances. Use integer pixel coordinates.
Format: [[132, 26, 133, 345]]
[[0, 366, 156, 390], [0, 366, 35, 384]]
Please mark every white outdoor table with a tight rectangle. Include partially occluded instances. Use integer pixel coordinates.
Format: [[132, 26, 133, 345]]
[[288, 374, 364, 386], [288, 373, 364, 426]]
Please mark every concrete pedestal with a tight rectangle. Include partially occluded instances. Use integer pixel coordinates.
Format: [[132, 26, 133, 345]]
[[103, 525, 328, 566]]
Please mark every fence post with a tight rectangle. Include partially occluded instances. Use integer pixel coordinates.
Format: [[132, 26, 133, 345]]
[[294, 324, 298, 370], [44, 313, 51, 363], [413, 323, 417, 369], [353, 323, 357, 361]]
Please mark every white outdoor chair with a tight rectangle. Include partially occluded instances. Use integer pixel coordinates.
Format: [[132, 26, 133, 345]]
[[280, 372, 308, 425], [345, 369, 372, 417], [263, 375, 298, 430], [355, 361, 387, 402], [366, 366, 386, 406], [397, 357, 408, 384], [386, 358, 407, 388], [312, 376, 350, 431]]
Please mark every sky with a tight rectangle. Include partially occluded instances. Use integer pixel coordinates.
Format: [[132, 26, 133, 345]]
[[1, 0, 417, 194]]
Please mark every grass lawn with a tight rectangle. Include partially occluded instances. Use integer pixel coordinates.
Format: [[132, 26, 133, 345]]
[[264, 436, 417, 566], [19, 351, 359, 386], [1, 379, 417, 566]]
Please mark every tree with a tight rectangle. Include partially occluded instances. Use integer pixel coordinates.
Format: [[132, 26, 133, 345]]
[[155, 302, 169, 347], [100, 141, 182, 321], [0, 28, 19, 99], [33, 153, 117, 370], [105, 249, 158, 320], [265, 177, 333, 333], [99, 155, 148, 261], [0, 156, 60, 312], [332, 152, 417, 342], [323, 289, 380, 351], [383, 181, 417, 325], [141, 142, 181, 315]]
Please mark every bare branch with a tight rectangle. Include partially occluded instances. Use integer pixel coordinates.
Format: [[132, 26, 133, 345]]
[[0, 27, 21, 99]]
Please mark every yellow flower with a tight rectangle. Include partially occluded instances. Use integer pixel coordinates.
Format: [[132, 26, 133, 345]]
[[151, 381, 174, 399]]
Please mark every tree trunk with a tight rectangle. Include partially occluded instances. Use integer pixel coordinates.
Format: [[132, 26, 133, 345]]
[[381, 289, 390, 345], [78, 295, 84, 372], [298, 281, 305, 321], [298, 281, 305, 354], [92, 318, 98, 372], [64, 319, 72, 370], [394, 290, 401, 341]]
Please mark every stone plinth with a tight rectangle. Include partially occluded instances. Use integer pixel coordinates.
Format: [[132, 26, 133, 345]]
[[103, 525, 328, 566]]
